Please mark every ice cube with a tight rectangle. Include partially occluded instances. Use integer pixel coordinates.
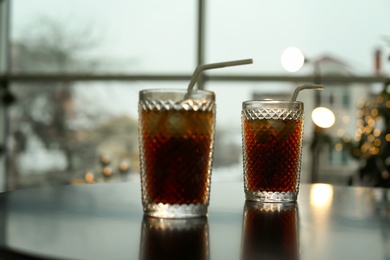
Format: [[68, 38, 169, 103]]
[[269, 119, 285, 133], [167, 111, 187, 136]]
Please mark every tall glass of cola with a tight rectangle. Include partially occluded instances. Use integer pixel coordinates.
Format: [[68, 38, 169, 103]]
[[139, 89, 216, 218]]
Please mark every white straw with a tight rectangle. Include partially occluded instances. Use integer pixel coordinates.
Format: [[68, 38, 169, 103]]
[[291, 84, 324, 101], [186, 59, 253, 97]]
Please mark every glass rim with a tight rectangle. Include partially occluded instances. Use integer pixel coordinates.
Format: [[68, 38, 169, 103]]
[[242, 99, 303, 105], [242, 99, 303, 109], [140, 88, 215, 95], [139, 88, 215, 101]]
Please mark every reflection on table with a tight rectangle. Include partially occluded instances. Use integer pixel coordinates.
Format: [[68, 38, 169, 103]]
[[0, 182, 388, 260], [140, 216, 209, 260], [241, 202, 299, 260]]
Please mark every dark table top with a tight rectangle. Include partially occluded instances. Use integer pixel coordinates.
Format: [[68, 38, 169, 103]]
[[0, 181, 389, 260]]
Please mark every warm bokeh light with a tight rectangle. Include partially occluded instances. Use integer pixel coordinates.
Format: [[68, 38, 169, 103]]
[[342, 136, 350, 143], [373, 129, 381, 137], [281, 47, 305, 72], [311, 107, 335, 128], [310, 184, 334, 207], [103, 166, 113, 177], [370, 147, 379, 155], [85, 172, 95, 184], [342, 115, 350, 123], [101, 155, 111, 165], [370, 108, 378, 117], [119, 161, 130, 172]]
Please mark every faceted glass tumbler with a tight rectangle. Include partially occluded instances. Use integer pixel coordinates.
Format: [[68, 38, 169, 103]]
[[241, 100, 304, 202], [138, 89, 216, 218]]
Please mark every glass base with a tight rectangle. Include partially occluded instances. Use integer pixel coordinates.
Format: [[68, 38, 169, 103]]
[[143, 203, 208, 218], [245, 190, 298, 202]]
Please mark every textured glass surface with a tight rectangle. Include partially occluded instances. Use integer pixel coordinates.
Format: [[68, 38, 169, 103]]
[[139, 90, 216, 218], [241, 102, 304, 202]]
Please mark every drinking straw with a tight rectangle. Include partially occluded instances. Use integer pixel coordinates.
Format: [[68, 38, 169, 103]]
[[185, 59, 253, 98], [291, 84, 324, 101]]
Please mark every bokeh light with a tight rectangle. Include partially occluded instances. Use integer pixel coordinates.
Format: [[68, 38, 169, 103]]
[[281, 47, 305, 72], [311, 107, 336, 128], [103, 166, 113, 177], [85, 171, 95, 184], [310, 184, 333, 207]]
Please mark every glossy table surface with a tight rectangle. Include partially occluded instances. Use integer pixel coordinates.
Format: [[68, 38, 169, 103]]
[[0, 181, 389, 260]]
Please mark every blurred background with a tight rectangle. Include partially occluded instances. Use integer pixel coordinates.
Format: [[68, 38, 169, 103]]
[[1, 0, 390, 191]]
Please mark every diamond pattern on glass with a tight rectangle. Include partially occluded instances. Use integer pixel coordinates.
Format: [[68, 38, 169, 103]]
[[139, 98, 215, 209], [241, 107, 303, 201], [243, 108, 303, 120], [141, 99, 215, 112]]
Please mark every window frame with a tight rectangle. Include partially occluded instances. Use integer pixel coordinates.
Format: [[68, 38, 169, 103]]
[[0, 0, 387, 191]]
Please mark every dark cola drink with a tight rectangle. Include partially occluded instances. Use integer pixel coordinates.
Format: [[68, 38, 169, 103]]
[[241, 100, 304, 202], [140, 109, 214, 205], [242, 118, 303, 192], [139, 89, 216, 218]]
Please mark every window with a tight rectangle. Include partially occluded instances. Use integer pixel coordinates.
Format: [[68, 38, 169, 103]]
[[1, 0, 390, 190], [11, 0, 197, 74]]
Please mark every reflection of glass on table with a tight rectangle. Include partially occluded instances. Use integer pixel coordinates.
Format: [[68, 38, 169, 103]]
[[241, 202, 299, 260], [140, 216, 209, 260]]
